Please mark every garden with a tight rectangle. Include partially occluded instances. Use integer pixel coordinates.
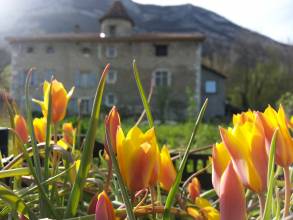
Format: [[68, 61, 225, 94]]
[[0, 62, 292, 220]]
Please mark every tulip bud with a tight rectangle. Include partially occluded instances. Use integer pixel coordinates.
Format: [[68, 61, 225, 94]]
[[105, 106, 120, 154], [14, 115, 29, 143], [62, 122, 75, 145], [159, 145, 176, 191], [95, 191, 116, 220], [187, 177, 201, 201], [33, 80, 74, 123], [33, 117, 47, 143]]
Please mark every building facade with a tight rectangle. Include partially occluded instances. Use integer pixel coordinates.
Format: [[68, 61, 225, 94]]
[[7, 1, 225, 120]]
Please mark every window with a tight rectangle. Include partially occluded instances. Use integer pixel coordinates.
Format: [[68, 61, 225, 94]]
[[106, 47, 117, 58], [27, 46, 34, 53], [109, 25, 116, 36], [155, 45, 168, 56], [79, 98, 90, 115], [106, 70, 117, 84], [105, 93, 117, 107], [81, 47, 91, 57], [205, 80, 217, 94], [153, 70, 171, 87], [46, 46, 54, 54], [75, 71, 96, 88]]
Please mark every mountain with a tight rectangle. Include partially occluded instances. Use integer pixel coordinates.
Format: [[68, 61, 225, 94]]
[[0, 0, 292, 98]]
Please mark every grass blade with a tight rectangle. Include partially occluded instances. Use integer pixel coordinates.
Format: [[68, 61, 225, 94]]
[[0, 184, 36, 220], [65, 64, 110, 217], [0, 168, 31, 178], [25, 69, 59, 219], [262, 129, 277, 220], [163, 99, 208, 220], [133, 60, 154, 128]]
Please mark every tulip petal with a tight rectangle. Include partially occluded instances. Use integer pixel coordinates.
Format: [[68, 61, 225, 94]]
[[219, 162, 246, 220], [159, 145, 176, 191]]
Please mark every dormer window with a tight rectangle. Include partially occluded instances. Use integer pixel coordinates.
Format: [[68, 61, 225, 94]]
[[109, 25, 117, 36], [155, 45, 168, 56]]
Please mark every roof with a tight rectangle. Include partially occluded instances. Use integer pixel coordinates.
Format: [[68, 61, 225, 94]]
[[6, 32, 205, 43], [99, 1, 134, 25], [202, 64, 227, 78]]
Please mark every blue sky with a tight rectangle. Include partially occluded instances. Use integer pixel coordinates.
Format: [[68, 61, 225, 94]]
[[133, 0, 293, 44]]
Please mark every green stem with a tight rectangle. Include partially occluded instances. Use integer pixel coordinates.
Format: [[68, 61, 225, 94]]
[[258, 193, 265, 218], [283, 166, 291, 217]]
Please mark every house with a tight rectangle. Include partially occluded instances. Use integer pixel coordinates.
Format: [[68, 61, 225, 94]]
[[6, 1, 226, 120]]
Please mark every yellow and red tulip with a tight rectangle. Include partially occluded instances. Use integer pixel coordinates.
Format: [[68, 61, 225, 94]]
[[105, 106, 121, 154], [33, 117, 47, 143], [94, 191, 116, 220], [219, 162, 246, 220], [187, 177, 201, 202], [219, 113, 268, 194], [212, 143, 246, 220], [14, 114, 29, 143], [62, 122, 75, 145], [211, 142, 230, 195], [159, 145, 176, 191], [33, 80, 74, 123], [188, 197, 220, 220], [232, 110, 255, 126], [116, 126, 160, 192], [258, 105, 293, 167]]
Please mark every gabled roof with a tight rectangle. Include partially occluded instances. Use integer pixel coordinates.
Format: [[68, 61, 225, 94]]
[[202, 64, 227, 79], [99, 1, 134, 25]]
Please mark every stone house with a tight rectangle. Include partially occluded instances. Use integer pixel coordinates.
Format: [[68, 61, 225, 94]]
[[6, 1, 226, 120]]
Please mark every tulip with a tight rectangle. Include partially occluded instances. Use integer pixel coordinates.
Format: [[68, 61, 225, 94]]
[[212, 142, 246, 220], [194, 197, 220, 220], [232, 110, 255, 126], [219, 114, 268, 194], [14, 115, 29, 143], [105, 106, 121, 153], [116, 126, 160, 192], [219, 162, 246, 220], [258, 105, 293, 167], [62, 122, 75, 145], [33, 117, 47, 143], [187, 177, 201, 201], [95, 191, 116, 220], [33, 80, 74, 123], [159, 145, 176, 191], [211, 142, 230, 195]]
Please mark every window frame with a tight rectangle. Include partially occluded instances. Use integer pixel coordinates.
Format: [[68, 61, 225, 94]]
[[152, 69, 171, 87], [106, 70, 118, 84], [155, 44, 168, 57], [79, 97, 91, 115], [205, 80, 217, 94]]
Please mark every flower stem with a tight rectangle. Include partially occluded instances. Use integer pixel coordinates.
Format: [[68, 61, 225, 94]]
[[258, 193, 265, 218], [283, 166, 291, 217]]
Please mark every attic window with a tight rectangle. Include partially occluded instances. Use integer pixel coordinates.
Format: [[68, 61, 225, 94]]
[[155, 45, 168, 56], [109, 25, 117, 36], [27, 46, 34, 53]]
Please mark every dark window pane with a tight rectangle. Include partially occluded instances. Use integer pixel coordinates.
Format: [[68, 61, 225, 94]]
[[155, 45, 168, 56]]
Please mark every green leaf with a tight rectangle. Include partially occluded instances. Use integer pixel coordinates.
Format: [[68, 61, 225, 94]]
[[133, 60, 154, 128], [262, 129, 277, 220], [0, 184, 36, 219], [0, 168, 30, 178], [65, 64, 110, 218], [163, 99, 208, 220]]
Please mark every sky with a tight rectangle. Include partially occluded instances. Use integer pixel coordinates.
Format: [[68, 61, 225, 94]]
[[133, 0, 293, 44]]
